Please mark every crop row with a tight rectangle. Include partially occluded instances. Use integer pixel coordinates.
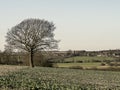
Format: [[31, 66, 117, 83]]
[[0, 67, 120, 90]]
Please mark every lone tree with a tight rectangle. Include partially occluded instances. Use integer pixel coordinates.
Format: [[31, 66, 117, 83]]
[[6, 18, 58, 67]]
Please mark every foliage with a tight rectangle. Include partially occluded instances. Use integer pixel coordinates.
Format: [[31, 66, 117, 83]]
[[0, 67, 120, 89]]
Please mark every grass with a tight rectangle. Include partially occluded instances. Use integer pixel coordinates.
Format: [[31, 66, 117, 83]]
[[54, 56, 118, 69], [54, 63, 120, 71], [0, 66, 120, 89], [55, 62, 101, 68], [64, 56, 116, 62]]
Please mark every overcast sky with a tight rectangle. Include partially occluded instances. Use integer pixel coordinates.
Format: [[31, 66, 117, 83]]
[[0, 0, 120, 51]]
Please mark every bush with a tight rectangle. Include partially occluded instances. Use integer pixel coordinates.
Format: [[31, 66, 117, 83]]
[[85, 67, 97, 70], [69, 66, 83, 69], [92, 60, 101, 62], [76, 60, 83, 63], [101, 63, 106, 66], [40, 59, 53, 67]]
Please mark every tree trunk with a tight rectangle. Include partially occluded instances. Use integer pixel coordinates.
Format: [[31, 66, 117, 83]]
[[29, 50, 34, 67]]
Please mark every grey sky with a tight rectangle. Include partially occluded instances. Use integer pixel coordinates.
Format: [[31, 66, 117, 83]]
[[0, 0, 120, 51]]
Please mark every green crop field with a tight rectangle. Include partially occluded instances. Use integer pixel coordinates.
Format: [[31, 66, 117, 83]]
[[54, 56, 118, 69], [0, 66, 120, 90], [64, 56, 116, 62], [55, 62, 101, 68]]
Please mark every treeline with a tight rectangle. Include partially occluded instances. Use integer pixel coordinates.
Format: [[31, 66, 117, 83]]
[[0, 51, 55, 66], [0, 49, 120, 67]]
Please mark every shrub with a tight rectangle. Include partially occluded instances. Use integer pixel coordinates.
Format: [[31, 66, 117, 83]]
[[69, 66, 83, 69], [101, 63, 106, 66], [85, 67, 97, 70], [40, 59, 53, 67], [76, 60, 83, 63]]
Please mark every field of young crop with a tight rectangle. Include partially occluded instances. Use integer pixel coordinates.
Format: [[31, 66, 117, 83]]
[[55, 62, 101, 68], [64, 56, 116, 62], [54, 56, 120, 69], [0, 66, 120, 90]]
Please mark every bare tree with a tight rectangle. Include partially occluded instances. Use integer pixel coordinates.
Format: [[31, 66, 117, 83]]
[[6, 18, 58, 67]]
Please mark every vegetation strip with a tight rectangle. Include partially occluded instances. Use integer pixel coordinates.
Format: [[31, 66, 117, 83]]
[[0, 67, 120, 89]]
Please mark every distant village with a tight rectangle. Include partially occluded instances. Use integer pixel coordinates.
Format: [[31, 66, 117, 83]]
[[53, 49, 120, 57]]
